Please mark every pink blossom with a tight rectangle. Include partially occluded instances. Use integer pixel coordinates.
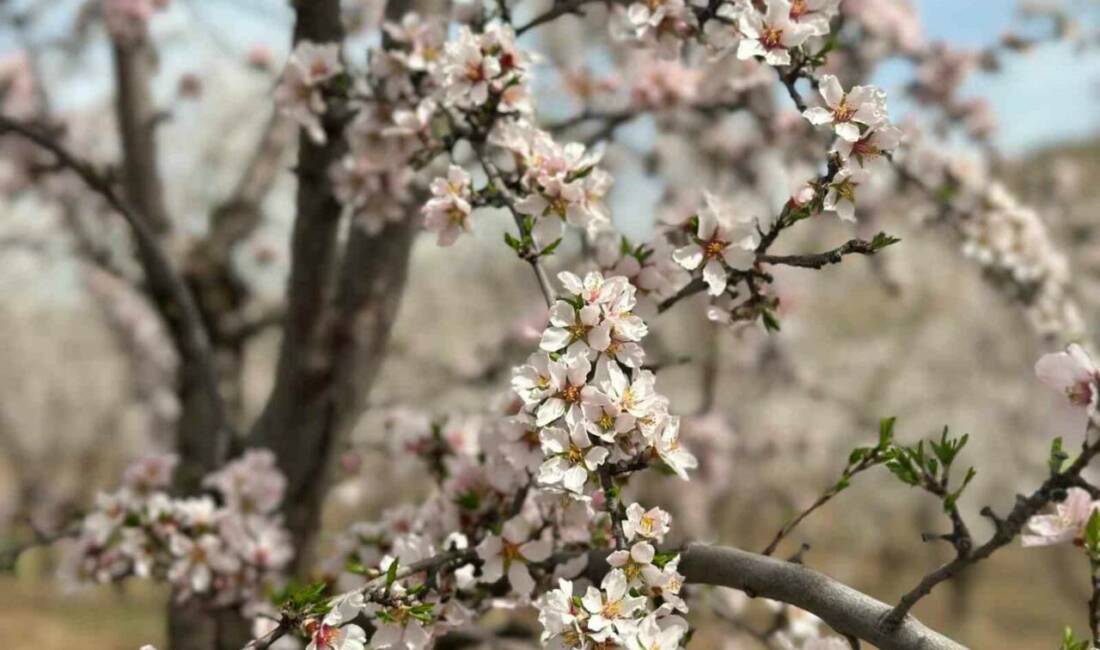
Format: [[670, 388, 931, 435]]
[[1035, 344, 1099, 412], [1022, 488, 1100, 547]]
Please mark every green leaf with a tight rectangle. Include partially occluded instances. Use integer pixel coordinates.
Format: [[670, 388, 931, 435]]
[[275, 580, 330, 613], [455, 491, 481, 511], [1050, 437, 1069, 474], [504, 232, 522, 252], [869, 232, 901, 252], [885, 450, 920, 487], [386, 558, 400, 589], [761, 309, 782, 332], [345, 560, 372, 576], [539, 238, 563, 257], [567, 164, 594, 181], [619, 236, 633, 256], [652, 551, 679, 568], [1060, 626, 1089, 650], [878, 417, 897, 447], [1086, 510, 1100, 557]]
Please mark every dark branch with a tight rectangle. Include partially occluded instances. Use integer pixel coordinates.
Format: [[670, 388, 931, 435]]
[[758, 238, 886, 270], [886, 420, 1100, 627], [0, 114, 228, 453]]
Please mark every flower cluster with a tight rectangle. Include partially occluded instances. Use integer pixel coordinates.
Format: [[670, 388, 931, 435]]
[[493, 121, 612, 248], [535, 503, 690, 649], [801, 74, 900, 222], [435, 24, 534, 114], [517, 271, 694, 646], [711, 0, 840, 65], [538, 563, 687, 649], [1022, 487, 1100, 547], [301, 270, 693, 649], [274, 42, 344, 144], [959, 182, 1083, 339], [66, 450, 291, 609], [736, 0, 822, 66], [330, 13, 447, 233], [671, 193, 759, 297], [516, 272, 697, 484], [615, 0, 841, 64], [327, 16, 606, 246], [617, 0, 695, 59], [315, 411, 543, 648]]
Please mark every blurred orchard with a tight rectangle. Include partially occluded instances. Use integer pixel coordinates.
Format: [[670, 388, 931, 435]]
[[2, 0, 1100, 649]]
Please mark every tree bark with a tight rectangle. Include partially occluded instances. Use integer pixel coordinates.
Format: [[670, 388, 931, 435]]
[[111, 40, 171, 235], [109, 28, 238, 650], [247, 0, 420, 574]]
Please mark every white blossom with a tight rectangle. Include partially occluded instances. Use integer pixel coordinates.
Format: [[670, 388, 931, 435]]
[[274, 42, 343, 144], [737, 0, 814, 66], [822, 165, 870, 222], [1022, 487, 1100, 547], [623, 503, 672, 543], [803, 75, 888, 142], [582, 569, 648, 639], [538, 423, 610, 493], [476, 515, 553, 595], [673, 193, 758, 296], [422, 165, 474, 246]]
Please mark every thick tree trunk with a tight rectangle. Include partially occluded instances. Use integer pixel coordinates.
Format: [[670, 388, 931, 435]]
[[247, 0, 419, 575], [251, 220, 416, 570], [110, 26, 243, 650], [164, 0, 416, 643]]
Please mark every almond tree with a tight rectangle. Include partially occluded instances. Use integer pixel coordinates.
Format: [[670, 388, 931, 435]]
[[0, 1, 1097, 650]]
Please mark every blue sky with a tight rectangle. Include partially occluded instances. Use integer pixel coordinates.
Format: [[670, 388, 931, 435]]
[[884, 0, 1100, 154]]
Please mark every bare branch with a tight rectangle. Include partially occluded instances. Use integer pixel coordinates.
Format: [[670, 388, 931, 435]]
[[110, 39, 172, 234], [758, 237, 889, 270], [0, 115, 228, 469], [676, 544, 964, 650]]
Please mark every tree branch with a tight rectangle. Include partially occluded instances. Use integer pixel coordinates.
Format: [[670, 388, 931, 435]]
[[110, 38, 172, 234], [514, 0, 608, 35], [249, 0, 422, 577], [758, 238, 885, 270], [674, 544, 964, 650], [0, 115, 228, 475], [885, 420, 1100, 627], [240, 543, 965, 650]]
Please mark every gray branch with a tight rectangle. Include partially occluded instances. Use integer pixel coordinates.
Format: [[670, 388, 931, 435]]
[[676, 544, 966, 650]]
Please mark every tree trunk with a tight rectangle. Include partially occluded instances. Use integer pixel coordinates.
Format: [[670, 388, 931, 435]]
[[247, 0, 419, 575]]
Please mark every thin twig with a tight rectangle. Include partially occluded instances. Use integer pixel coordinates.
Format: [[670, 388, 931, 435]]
[[762, 447, 886, 556], [885, 419, 1100, 627], [758, 238, 884, 270], [471, 142, 556, 307]]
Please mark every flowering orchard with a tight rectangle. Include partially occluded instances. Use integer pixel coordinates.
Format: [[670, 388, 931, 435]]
[[0, 0, 1098, 649]]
